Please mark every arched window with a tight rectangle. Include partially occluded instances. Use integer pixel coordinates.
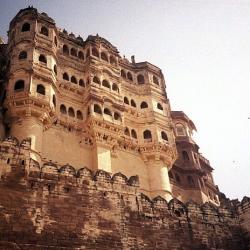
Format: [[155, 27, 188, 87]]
[[18, 51, 27, 60], [52, 95, 56, 106], [112, 83, 119, 92], [157, 103, 163, 110], [53, 65, 57, 75], [63, 72, 69, 81], [36, 84, 45, 95], [54, 36, 57, 46], [102, 79, 110, 88], [175, 173, 181, 183], [143, 130, 152, 140], [187, 176, 195, 187], [124, 97, 129, 105], [71, 48, 77, 57], [114, 112, 121, 121], [176, 124, 186, 136], [182, 151, 189, 161], [161, 131, 168, 141], [110, 56, 116, 65], [124, 127, 130, 136], [101, 52, 109, 62], [68, 107, 75, 117], [92, 47, 99, 58], [60, 104, 67, 114], [169, 171, 173, 179], [131, 99, 136, 107], [41, 26, 49, 36], [153, 75, 159, 85], [21, 23, 30, 32], [39, 54, 47, 64], [93, 76, 100, 84], [71, 76, 77, 84], [14, 80, 25, 91], [127, 72, 133, 81], [121, 69, 126, 78], [104, 108, 112, 116], [137, 74, 145, 84], [140, 101, 148, 109], [63, 45, 69, 55], [79, 79, 85, 87], [78, 51, 84, 60], [131, 129, 137, 139], [77, 110, 83, 120], [94, 104, 102, 114]]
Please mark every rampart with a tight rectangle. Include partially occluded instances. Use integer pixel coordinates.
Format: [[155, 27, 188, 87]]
[[0, 136, 249, 250]]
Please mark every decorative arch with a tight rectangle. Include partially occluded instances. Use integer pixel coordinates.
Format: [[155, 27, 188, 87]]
[[79, 79, 85, 87], [21, 22, 30, 32], [161, 131, 168, 141], [93, 76, 101, 84], [143, 130, 152, 140], [176, 123, 186, 136], [41, 26, 49, 36], [101, 52, 109, 62], [104, 108, 112, 116], [114, 112, 121, 121], [131, 129, 137, 139], [131, 99, 136, 107], [124, 127, 130, 136], [14, 80, 25, 91], [92, 47, 99, 58], [18, 51, 27, 60], [112, 83, 119, 92], [68, 107, 75, 117], [94, 104, 102, 114], [140, 101, 148, 109], [71, 48, 77, 57], [39, 54, 47, 64], [60, 104, 67, 114], [124, 97, 129, 105], [71, 76, 77, 84], [63, 72, 69, 81], [157, 103, 163, 110], [102, 79, 110, 88], [76, 110, 83, 120], [127, 72, 133, 81], [78, 51, 84, 60], [63, 45, 69, 55], [36, 84, 45, 95], [153, 75, 159, 85], [137, 74, 145, 84], [121, 69, 126, 78]]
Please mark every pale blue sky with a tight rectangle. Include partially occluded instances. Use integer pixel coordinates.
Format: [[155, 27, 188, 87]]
[[0, 0, 249, 200]]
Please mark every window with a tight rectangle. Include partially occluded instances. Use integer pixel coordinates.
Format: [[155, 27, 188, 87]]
[[36, 84, 45, 95], [60, 104, 66, 114], [161, 131, 168, 141], [131, 129, 137, 139], [104, 108, 112, 116], [92, 47, 99, 57], [18, 51, 27, 60], [176, 124, 186, 136], [77, 110, 83, 120], [187, 175, 195, 187], [121, 69, 126, 78], [52, 95, 56, 106], [39, 54, 47, 64], [137, 74, 145, 84], [143, 130, 152, 140], [21, 23, 30, 32], [131, 99, 136, 107], [157, 103, 163, 110], [53, 65, 57, 75], [153, 75, 159, 85], [71, 76, 77, 84], [54, 36, 58, 46], [127, 72, 133, 81], [175, 173, 181, 183], [63, 45, 69, 55], [14, 80, 25, 91], [101, 52, 108, 62], [124, 97, 129, 105], [63, 73, 69, 81], [110, 56, 116, 65], [112, 83, 119, 92], [102, 80, 110, 88], [41, 26, 49, 36], [93, 76, 100, 84], [68, 107, 75, 117], [140, 101, 148, 109], [114, 112, 121, 121], [125, 127, 130, 136], [79, 79, 85, 87], [71, 48, 77, 57], [78, 51, 84, 60], [182, 151, 189, 161], [94, 104, 102, 114]]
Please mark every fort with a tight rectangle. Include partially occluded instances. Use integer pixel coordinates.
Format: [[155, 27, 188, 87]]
[[0, 7, 249, 249]]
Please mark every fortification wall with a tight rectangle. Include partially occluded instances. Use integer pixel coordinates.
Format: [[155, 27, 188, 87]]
[[0, 136, 249, 250]]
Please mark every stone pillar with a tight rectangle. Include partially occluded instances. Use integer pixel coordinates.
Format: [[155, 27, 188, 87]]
[[148, 160, 173, 201], [10, 116, 43, 163]]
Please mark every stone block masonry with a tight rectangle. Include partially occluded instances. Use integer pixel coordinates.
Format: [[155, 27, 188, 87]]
[[0, 136, 249, 249]]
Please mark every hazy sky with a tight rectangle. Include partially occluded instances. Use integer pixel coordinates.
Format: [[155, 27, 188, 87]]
[[0, 0, 249, 200]]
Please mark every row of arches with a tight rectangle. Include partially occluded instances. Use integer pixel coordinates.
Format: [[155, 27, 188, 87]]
[[169, 171, 195, 187], [123, 97, 164, 111], [62, 44, 84, 60], [60, 104, 83, 120], [21, 23, 49, 37], [93, 104, 122, 121], [92, 76, 119, 92], [91, 47, 117, 66], [137, 130, 169, 142], [62, 72, 86, 87]]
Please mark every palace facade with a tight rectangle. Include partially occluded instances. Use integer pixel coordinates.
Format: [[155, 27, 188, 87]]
[[0, 7, 218, 205]]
